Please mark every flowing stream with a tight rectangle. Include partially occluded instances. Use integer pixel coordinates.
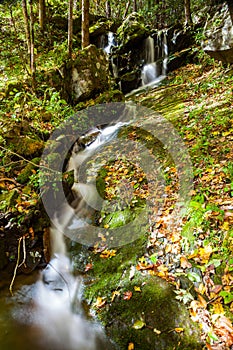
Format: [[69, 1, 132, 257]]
[[0, 123, 128, 350]]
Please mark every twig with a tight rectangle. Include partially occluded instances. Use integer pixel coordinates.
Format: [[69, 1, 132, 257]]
[[18, 236, 27, 268], [0, 145, 57, 173], [9, 236, 23, 296], [0, 178, 20, 186]]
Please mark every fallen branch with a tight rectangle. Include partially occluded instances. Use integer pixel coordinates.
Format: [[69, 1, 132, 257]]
[[0, 145, 57, 173]]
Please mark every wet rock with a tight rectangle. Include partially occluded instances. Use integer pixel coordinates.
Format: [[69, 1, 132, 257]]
[[202, 4, 233, 63]]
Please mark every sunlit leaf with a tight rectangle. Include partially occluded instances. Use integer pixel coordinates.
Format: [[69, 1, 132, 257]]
[[174, 327, 184, 333], [132, 320, 146, 330], [128, 342, 134, 350], [123, 291, 132, 300]]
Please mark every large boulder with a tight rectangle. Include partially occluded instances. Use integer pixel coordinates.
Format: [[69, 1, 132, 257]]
[[60, 45, 110, 105], [202, 4, 233, 63]]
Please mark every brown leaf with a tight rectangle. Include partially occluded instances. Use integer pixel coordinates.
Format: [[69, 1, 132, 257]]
[[180, 256, 192, 269], [85, 263, 93, 272], [123, 291, 133, 300]]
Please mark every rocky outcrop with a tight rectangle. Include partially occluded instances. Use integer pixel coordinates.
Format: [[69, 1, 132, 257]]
[[57, 45, 110, 105], [202, 4, 233, 63]]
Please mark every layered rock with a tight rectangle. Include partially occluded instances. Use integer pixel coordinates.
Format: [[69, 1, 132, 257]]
[[202, 4, 233, 63]]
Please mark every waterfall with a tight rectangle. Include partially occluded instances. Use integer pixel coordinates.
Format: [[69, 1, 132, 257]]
[[8, 127, 127, 349], [104, 32, 116, 54], [103, 32, 119, 79], [141, 31, 168, 87]]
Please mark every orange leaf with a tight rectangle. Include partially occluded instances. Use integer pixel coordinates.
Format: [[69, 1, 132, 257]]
[[180, 256, 192, 269], [123, 291, 133, 300], [128, 343, 134, 350], [85, 263, 93, 272]]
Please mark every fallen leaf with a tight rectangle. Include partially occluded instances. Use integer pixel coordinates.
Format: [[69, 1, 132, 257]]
[[128, 342, 134, 350], [134, 286, 141, 292], [93, 297, 106, 308], [111, 290, 120, 302], [174, 327, 184, 333], [85, 263, 93, 272], [123, 291, 133, 300], [100, 249, 116, 258], [180, 256, 192, 269], [132, 320, 146, 330]]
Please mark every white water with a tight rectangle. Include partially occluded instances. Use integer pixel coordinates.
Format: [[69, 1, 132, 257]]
[[104, 32, 116, 54], [141, 32, 168, 87], [57, 122, 126, 234], [8, 125, 128, 349]]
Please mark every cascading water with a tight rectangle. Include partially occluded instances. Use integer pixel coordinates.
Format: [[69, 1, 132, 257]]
[[0, 124, 128, 350], [104, 32, 116, 54], [141, 31, 168, 87]]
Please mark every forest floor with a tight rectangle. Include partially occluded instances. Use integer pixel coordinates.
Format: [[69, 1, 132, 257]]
[[128, 58, 233, 349], [1, 48, 233, 349]]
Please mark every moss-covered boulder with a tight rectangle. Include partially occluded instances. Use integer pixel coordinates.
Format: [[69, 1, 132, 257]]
[[70, 235, 203, 349], [116, 12, 149, 50], [60, 45, 110, 105]]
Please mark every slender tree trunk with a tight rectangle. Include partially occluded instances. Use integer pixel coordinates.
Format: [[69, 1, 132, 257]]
[[29, 0, 36, 88], [22, 0, 30, 55], [133, 0, 137, 12], [68, 0, 74, 58], [226, 0, 233, 25], [184, 0, 192, 26], [123, 1, 130, 18], [105, 0, 111, 18], [39, 0, 46, 32], [81, 0, 89, 49]]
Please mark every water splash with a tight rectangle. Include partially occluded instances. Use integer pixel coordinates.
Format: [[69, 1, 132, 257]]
[[141, 32, 168, 86]]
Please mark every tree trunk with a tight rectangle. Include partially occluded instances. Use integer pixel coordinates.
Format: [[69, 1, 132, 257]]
[[68, 0, 74, 57], [226, 0, 233, 25], [184, 0, 192, 26], [123, 1, 130, 18], [22, 0, 30, 55], [29, 0, 36, 88], [39, 0, 46, 32], [105, 1, 111, 18], [81, 0, 89, 49], [133, 0, 137, 12]]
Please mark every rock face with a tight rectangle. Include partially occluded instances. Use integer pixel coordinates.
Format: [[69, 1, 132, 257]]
[[202, 4, 233, 63], [58, 45, 110, 105]]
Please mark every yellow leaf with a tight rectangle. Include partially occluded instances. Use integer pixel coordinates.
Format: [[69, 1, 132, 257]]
[[134, 286, 141, 292], [199, 245, 213, 264], [220, 221, 229, 231], [93, 297, 106, 308], [111, 290, 120, 302], [212, 302, 224, 315], [132, 320, 146, 329], [153, 328, 161, 334], [197, 294, 207, 309], [100, 249, 117, 258], [128, 343, 134, 350], [174, 327, 184, 333]]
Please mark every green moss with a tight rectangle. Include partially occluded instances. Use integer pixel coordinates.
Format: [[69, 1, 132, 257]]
[[0, 189, 18, 212], [17, 157, 40, 184], [9, 137, 44, 158], [103, 277, 202, 350]]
